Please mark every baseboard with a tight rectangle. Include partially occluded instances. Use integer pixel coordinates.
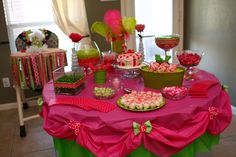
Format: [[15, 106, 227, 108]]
[[232, 106, 236, 115], [0, 100, 37, 111]]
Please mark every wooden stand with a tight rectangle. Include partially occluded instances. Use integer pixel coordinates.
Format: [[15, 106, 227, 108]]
[[10, 48, 67, 137], [15, 84, 40, 137]]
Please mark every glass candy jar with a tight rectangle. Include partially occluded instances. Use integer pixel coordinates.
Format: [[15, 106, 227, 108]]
[[176, 50, 204, 80], [76, 38, 101, 69], [102, 50, 117, 64], [53, 66, 85, 95]]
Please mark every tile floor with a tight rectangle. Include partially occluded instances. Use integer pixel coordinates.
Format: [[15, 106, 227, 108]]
[[0, 106, 235, 157]]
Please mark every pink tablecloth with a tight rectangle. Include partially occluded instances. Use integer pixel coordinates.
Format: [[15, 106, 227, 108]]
[[41, 70, 232, 157]]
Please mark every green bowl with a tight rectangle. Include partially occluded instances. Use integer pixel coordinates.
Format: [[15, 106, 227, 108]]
[[140, 66, 185, 89]]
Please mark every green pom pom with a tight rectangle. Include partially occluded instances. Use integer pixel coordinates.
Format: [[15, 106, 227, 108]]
[[91, 22, 111, 38], [122, 17, 136, 33]]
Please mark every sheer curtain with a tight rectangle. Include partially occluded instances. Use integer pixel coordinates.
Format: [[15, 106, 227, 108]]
[[52, 0, 90, 36]]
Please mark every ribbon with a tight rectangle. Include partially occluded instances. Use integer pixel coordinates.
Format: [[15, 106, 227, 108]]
[[222, 84, 229, 92], [37, 97, 43, 107], [37, 97, 43, 111], [68, 120, 81, 135], [133, 120, 152, 135], [208, 107, 219, 120], [155, 54, 171, 63]]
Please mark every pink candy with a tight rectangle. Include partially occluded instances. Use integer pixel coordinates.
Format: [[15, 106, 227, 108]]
[[177, 52, 201, 67], [162, 86, 188, 100], [149, 62, 177, 72]]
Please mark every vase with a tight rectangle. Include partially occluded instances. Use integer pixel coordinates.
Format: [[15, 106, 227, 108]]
[[94, 70, 107, 84], [111, 35, 126, 54], [71, 47, 79, 71], [138, 35, 144, 61]]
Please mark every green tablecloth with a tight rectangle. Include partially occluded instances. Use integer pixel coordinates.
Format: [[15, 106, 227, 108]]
[[53, 132, 219, 157]]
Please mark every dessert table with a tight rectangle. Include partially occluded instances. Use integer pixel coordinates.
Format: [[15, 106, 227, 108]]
[[10, 48, 67, 137], [41, 70, 232, 157]]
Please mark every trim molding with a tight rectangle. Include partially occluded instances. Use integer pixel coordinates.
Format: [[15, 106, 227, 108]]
[[0, 100, 37, 111], [120, 0, 135, 50], [232, 106, 236, 115]]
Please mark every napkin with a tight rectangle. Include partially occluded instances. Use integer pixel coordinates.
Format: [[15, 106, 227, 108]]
[[49, 97, 117, 112], [188, 80, 219, 98]]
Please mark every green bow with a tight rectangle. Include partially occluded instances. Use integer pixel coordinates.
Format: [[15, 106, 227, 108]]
[[222, 84, 229, 92], [155, 54, 171, 63], [37, 97, 43, 111], [133, 120, 152, 135], [37, 97, 43, 107]]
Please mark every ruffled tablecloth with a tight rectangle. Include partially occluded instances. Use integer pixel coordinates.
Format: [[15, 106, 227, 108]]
[[10, 48, 67, 89], [41, 70, 232, 157]]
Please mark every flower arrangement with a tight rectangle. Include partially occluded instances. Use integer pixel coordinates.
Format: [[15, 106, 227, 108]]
[[88, 63, 111, 73], [135, 24, 145, 37], [69, 33, 89, 47], [89, 63, 111, 84], [135, 24, 145, 60], [21, 29, 49, 52], [91, 10, 136, 41], [91, 9, 136, 53]]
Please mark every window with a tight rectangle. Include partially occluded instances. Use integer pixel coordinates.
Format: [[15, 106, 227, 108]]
[[121, 0, 184, 62], [3, 0, 73, 65]]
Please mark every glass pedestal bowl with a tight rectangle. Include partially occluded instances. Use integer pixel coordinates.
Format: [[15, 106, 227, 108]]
[[93, 85, 116, 99], [161, 86, 188, 100], [176, 50, 204, 80], [155, 34, 180, 62]]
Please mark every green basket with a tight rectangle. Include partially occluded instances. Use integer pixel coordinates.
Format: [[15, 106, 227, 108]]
[[140, 66, 185, 89]]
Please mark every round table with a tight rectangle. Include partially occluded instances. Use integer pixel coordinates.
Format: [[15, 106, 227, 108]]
[[41, 70, 232, 157]]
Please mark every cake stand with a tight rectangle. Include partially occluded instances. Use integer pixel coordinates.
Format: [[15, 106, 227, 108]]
[[116, 64, 143, 78]]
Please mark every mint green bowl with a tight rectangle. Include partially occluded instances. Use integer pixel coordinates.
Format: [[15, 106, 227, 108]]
[[140, 66, 185, 89]]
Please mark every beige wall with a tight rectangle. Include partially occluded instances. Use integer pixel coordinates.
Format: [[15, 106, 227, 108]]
[[184, 0, 236, 106], [0, 0, 17, 104], [84, 0, 121, 52]]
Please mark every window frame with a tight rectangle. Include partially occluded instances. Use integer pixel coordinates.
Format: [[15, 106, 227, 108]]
[[2, 0, 55, 52], [120, 0, 184, 62]]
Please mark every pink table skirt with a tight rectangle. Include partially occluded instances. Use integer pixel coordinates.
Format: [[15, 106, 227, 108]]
[[41, 70, 232, 157]]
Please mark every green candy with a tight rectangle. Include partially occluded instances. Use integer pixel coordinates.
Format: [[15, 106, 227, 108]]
[[94, 87, 115, 98]]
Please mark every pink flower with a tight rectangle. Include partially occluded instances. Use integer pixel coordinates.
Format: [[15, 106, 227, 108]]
[[135, 24, 145, 32], [69, 33, 83, 42]]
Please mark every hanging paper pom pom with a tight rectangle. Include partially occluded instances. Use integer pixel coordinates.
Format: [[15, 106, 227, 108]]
[[104, 9, 123, 35], [122, 17, 136, 34]]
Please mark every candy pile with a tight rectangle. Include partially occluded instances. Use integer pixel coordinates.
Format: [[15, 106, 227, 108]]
[[177, 51, 201, 67], [94, 87, 115, 99], [120, 91, 164, 110], [162, 86, 188, 100], [148, 62, 177, 73]]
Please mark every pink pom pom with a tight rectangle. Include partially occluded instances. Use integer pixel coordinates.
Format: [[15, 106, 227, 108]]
[[104, 9, 123, 35]]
